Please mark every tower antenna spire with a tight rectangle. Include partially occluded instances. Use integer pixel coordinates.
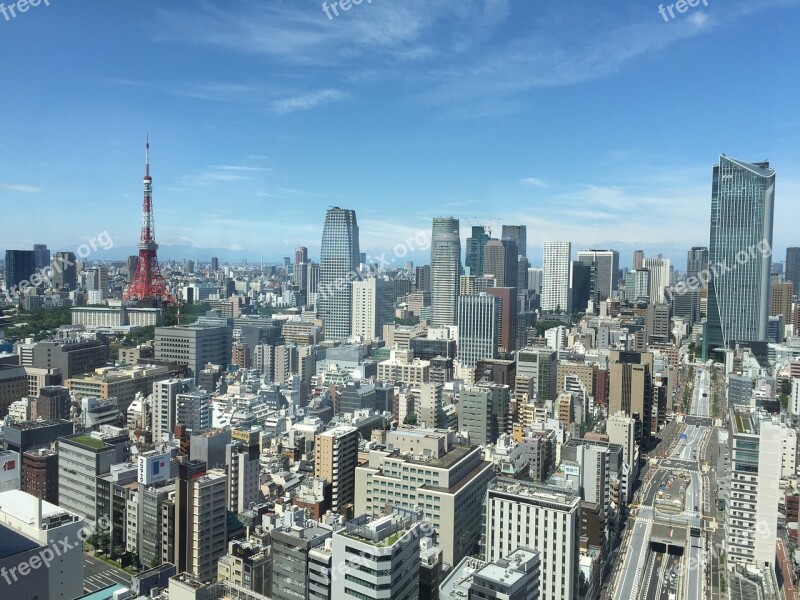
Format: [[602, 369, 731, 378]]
[[145, 134, 150, 178]]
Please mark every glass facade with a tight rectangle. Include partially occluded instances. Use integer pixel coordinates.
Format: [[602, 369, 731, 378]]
[[318, 207, 360, 340], [706, 156, 774, 355]]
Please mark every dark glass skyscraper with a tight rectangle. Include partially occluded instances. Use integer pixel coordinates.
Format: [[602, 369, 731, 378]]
[[465, 225, 489, 276], [686, 246, 709, 279], [319, 207, 360, 340], [501, 225, 527, 259], [706, 156, 775, 356], [4, 249, 36, 291]]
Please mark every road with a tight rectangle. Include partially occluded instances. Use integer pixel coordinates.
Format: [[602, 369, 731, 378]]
[[83, 555, 132, 594], [614, 364, 712, 600]]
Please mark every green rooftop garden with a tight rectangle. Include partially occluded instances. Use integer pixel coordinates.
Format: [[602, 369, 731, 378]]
[[72, 435, 106, 449]]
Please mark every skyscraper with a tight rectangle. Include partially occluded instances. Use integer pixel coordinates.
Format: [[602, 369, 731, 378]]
[[4, 250, 36, 291], [687, 246, 709, 279], [318, 207, 360, 339], [643, 255, 671, 304], [52, 252, 77, 291], [315, 425, 359, 516], [706, 156, 775, 355], [465, 225, 490, 275], [633, 250, 644, 271], [577, 249, 619, 300], [483, 240, 507, 286], [786, 247, 800, 295], [457, 293, 498, 372], [33, 244, 50, 271], [430, 217, 461, 326], [351, 277, 395, 340], [502, 225, 527, 259], [541, 242, 571, 312]]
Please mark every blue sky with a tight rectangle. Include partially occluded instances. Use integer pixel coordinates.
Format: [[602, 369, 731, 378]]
[[0, 0, 798, 268]]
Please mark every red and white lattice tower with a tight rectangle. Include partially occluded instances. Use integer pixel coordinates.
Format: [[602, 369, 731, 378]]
[[123, 139, 174, 305]]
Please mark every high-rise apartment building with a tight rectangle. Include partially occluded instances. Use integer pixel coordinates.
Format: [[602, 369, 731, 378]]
[[174, 461, 228, 582], [431, 217, 461, 326], [415, 264, 431, 292], [315, 425, 359, 516], [542, 242, 571, 312], [176, 390, 212, 433], [226, 438, 260, 514], [727, 408, 782, 568], [351, 277, 395, 340], [706, 156, 775, 356], [577, 249, 620, 300], [318, 207, 360, 339], [484, 478, 581, 600]]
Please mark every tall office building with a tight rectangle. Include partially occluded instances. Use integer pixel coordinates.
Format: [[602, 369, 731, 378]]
[[318, 207, 360, 339], [174, 461, 228, 582], [516, 347, 557, 402], [52, 252, 77, 290], [485, 287, 518, 352], [465, 225, 490, 275], [571, 261, 595, 311], [351, 277, 395, 340], [577, 249, 619, 300], [295, 246, 308, 268], [4, 249, 36, 291], [484, 478, 581, 600], [643, 255, 671, 304], [541, 242, 571, 312], [786, 247, 800, 295], [457, 293, 498, 372], [460, 383, 511, 445], [609, 351, 653, 444], [33, 244, 50, 271], [771, 282, 794, 325], [271, 521, 333, 600], [415, 264, 431, 292], [687, 246, 709, 279], [154, 325, 232, 381], [632, 250, 644, 271], [355, 429, 493, 566], [483, 240, 507, 286], [502, 225, 527, 259], [315, 425, 359, 516], [706, 156, 775, 356], [430, 217, 461, 326]]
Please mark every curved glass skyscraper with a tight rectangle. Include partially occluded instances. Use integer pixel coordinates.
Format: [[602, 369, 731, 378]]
[[430, 217, 461, 326], [319, 207, 360, 340], [706, 156, 775, 357]]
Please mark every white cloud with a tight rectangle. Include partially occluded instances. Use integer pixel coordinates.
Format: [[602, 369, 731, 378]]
[[0, 183, 41, 193], [272, 89, 347, 114], [520, 177, 547, 187]]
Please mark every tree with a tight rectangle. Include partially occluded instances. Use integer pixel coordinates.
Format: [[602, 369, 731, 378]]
[[404, 412, 419, 426]]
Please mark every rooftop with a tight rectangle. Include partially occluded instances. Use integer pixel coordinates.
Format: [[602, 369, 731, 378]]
[[7, 418, 72, 431], [0, 523, 39, 560], [0, 490, 80, 529]]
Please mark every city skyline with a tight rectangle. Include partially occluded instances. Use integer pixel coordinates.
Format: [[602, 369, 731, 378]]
[[0, 2, 798, 264]]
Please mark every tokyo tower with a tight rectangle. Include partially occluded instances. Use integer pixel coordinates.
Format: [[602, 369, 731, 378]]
[[124, 139, 175, 305]]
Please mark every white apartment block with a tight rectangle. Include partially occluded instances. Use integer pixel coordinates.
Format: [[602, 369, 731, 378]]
[[643, 256, 671, 304], [152, 378, 194, 442], [377, 348, 430, 385], [542, 242, 571, 312]]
